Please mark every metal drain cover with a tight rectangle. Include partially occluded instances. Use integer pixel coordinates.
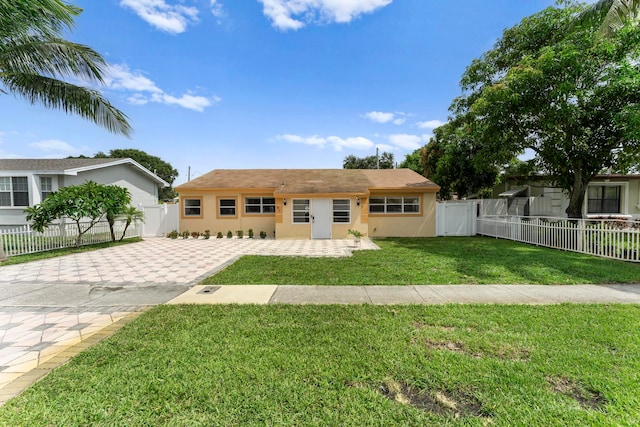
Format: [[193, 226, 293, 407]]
[[197, 286, 221, 295]]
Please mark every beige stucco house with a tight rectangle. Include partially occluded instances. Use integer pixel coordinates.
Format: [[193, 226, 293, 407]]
[[176, 169, 440, 239]]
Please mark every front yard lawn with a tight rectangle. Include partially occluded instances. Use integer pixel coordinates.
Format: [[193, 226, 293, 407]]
[[203, 237, 640, 285], [2, 304, 639, 426]]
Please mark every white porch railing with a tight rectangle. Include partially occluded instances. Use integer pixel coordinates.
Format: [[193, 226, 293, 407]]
[[477, 216, 640, 263], [0, 220, 141, 257]]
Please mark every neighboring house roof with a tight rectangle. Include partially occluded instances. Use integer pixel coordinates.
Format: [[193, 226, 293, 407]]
[[499, 186, 528, 197], [0, 158, 169, 187], [176, 169, 439, 195]]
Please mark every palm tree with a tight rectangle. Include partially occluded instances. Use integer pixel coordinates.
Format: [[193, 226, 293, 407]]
[[118, 206, 144, 241], [0, 0, 132, 136], [576, 0, 640, 37]]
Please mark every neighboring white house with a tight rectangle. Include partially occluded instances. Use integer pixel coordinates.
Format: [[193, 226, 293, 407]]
[[490, 174, 640, 219], [0, 158, 169, 228]]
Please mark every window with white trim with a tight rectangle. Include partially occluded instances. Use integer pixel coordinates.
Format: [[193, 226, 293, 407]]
[[369, 196, 420, 214], [219, 199, 236, 216], [292, 199, 310, 223], [245, 196, 276, 214], [332, 199, 350, 223], [40, 177, 53, 200], [184, 199, 202, 216], [0, 177, 29, 207], [587, 185, 621, 214]]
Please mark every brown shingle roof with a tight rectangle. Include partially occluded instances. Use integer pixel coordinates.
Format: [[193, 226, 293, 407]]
[[361, 169, 440, 190], [177, 169, 439, 194], [0, 158, 123, 171]]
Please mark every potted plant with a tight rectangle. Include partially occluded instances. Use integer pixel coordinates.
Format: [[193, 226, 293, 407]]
[[348, 229, 365, 246]]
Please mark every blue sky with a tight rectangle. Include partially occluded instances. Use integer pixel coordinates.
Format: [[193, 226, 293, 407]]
[[0, 0, 558, 184]]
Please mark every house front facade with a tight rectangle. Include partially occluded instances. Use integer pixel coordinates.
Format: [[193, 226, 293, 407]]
[[176, 169, 440, 239], [0, 158, 169, 227], [491, 174, 640, 219]]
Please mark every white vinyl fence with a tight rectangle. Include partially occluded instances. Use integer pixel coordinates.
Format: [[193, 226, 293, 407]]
[[436, 201, 478, 236], [478, 216, 640, 263], [0, 220, 141, 257]]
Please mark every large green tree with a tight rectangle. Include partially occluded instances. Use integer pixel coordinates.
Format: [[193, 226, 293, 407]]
[[0, 0, 131, 136], [421, 121, 499, 199], [398, 150, 423, 175], [93, 149, 179, 200], [451, 2, 640, 217]]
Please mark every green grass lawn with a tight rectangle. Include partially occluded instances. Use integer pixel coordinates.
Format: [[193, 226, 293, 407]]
[[203, 237, 640, 285], [1, 304, 638, 426]]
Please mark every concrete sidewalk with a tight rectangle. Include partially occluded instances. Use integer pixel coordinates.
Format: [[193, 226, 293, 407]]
[[168, 283, 640, 305]]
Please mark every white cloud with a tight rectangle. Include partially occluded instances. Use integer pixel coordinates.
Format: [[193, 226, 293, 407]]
[[375, 143, 394, 152], [258, 0, 393, 31], [388, 134, 426, 150], [416, 119, 445, 129], [327, 136, 374, 151], [151, 93, 214, 112], [127, 94, 149, 105], [364, 110, 408, 125], [210, 0, 224, 18], [277, 134, 373, 151], [120, 0, 199, 34], [106, 64, 218, 112], [105, 64, 162, 93], [277, 134, 327, 146], [364, 111, 394, 123], [29, 139, 87, 154]]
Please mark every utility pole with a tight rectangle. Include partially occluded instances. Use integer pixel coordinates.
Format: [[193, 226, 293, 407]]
[[376, 147, 380, 169], [188, 166, 191, 181]]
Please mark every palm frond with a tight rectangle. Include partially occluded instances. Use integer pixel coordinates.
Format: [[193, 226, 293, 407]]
[[0, 0, 81, 38], [0, 36, 106, 83], [574, 0, 640, 37], [2, 73, 132, 137]]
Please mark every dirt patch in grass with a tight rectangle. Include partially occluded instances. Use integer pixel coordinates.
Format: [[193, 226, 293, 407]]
[[378, 378, 487, 420], [547, 376, 606, 410], [412, 321, 458, 332]]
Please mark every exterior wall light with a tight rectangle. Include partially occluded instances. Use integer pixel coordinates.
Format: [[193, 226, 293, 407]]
[[283, 198, 287, 206], [356, 196, 361, 206]]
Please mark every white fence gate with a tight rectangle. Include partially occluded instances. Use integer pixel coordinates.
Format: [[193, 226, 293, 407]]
[[140, 203, 179, 237], [436, 201, 478, 236]]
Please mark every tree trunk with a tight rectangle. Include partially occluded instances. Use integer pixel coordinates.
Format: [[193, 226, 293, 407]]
[[565, 170, 589, 219], [119, 220, 131, 241], [107, 214, 116, 242]]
